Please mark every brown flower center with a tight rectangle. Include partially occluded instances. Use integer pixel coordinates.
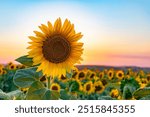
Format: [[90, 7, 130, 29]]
[[79, 72, 85, 78], [118, 73, 123, 77], [95, 85, 102, 92], [86, 84, 91, 91], [90, 73, 95, 78], [52, 86, 58, 91], [42, 35, 71, 63], [61, 75, 67, 80]]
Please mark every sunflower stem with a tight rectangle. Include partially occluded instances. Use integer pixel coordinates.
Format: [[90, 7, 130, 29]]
[[47, 77, 51, 89]]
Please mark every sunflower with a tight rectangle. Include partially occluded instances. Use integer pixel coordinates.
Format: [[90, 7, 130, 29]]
[[139, 78, 147, 89], [8, 64, 16, 70], [83, 81, 94, 95], [89, 72, 96, 80], [2, 70, 7, 75], [72, 71, 78, 79], [77, 71, 86, 80], [16, 64, 22, 69], [140, 78, 148, 84], [99, 71, 104, 79], [94, 81, 105, 94], [8, 62, 13, 66], [27, 18, 83, 78], [75, 79, 83, 91], [0, 68, 3, 75], [107, 69, 114, 80], [72, 66, 79, 73], [110, 89, 119, 98], [146, 74, 150, 82], [40, 76, 47, 83], [20, 88, 29, 93], [59, 74, 68, 82], [50, 83, 61, 92], [116, 70, 124, 80], [101, 79, 108, 86], [126, 68, 133, 76], [0, 64, 4, 69]]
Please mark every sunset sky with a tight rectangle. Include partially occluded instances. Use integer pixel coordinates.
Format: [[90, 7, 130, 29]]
[[0, 0, 150, 67]]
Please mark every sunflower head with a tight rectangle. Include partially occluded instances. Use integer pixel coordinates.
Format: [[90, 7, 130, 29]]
[[72, 71, 78, 79], [40, 76, 47, 83], [59, 75, 68, 82], [94, 81, 105, 94], [99, 72, 104, 79], [107, 70, 114, 80], [20, 88, 29, 93], [110, 89, 119, 98], [8, 64, 16, 70], [2, 70, 7, 75], [0, 68, 3, 75], [0, 64, 4, 69], [83, 81, 94, 95], [28, 18, 83, 78], [77, 71, 86, 80], [116, 70, 124, 80], [8, 62, 13, 66], [89, 72, 96, 80], [146, 74, 150, 82], [50, 83, 61, 92], [16, 64, 22, 69]]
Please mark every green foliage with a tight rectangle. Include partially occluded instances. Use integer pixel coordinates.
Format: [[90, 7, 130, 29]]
[[26, 81, 60, 100], [0, 70, 18, 92], [122, 85, 133, 99], [0, 89, 10, 100], [15, 55, 33, 67], [139, 95, 150, 100], [26, 81, 47, 100], [120, 78, 140, 99], [13, 67, 42, 88], [60, 89, 73, 100], [133, 87, 150, 99], [68, 80, 80, 92], [98, 96, 114, 100], [0, 89, 25, 100]]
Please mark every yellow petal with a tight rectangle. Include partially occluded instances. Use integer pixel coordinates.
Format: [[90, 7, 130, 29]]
[[54, 18, 62, 32], [68, 32, 83, 42], [47, 21, 53, 33], [33, 31, 45, 38], [38, 24, 49, 34]]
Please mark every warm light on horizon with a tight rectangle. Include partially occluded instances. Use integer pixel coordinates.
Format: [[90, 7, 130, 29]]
[[0, 0, 150, 67]]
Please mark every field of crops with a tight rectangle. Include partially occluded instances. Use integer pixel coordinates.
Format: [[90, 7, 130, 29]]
[[1, 57, 150, 100]]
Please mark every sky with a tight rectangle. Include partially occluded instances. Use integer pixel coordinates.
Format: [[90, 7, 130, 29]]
[[0, 0, 150, 67]]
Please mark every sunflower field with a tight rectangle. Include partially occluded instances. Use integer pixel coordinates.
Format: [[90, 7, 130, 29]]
[[0, 18, 150, 100], [1, 58, 150, 100]]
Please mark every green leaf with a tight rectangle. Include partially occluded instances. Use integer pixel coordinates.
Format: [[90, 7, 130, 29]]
[[16, 55, 33, 67], [26, 81, 47, 100], [107, 83, 120, 90], [140, 95, 150, 100], [7, 90, 24, 100], [133, 87, 150, 99], [98, 96, 114, 100], [42, 90, 51, 100], [69, 80, 79, 92], [13, 67, 42, 88], [0, 89, 10, 100], [122, 85, 133, 99], [51, 91, 60, 100], [120, 78, 140, 93], [60, 90, 70, 100]]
